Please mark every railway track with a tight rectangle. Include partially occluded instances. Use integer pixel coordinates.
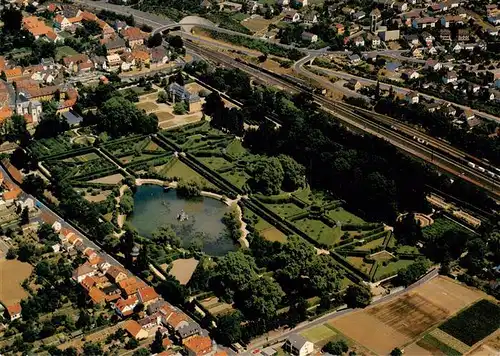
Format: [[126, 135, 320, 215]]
[[184, 42, 500, 200]]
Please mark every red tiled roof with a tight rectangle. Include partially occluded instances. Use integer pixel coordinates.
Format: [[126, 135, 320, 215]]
[[6, 303, 22, 316], [137, 286, 159, 303], [88, 287, 106, 304], [183, 335, 212, 356]]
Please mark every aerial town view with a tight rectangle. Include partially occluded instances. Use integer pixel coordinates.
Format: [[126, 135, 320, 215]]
[[0, 0, 498, 354]]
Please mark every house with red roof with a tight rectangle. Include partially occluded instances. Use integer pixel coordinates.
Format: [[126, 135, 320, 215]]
[[5, 303, 22, 321]]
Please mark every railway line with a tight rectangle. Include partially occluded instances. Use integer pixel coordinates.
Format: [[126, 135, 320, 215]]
[[184, 41, 500, 200]]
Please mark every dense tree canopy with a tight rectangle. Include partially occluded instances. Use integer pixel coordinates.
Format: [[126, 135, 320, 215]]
[[97, 97, 158, 137], [250, 157, 284, 195]]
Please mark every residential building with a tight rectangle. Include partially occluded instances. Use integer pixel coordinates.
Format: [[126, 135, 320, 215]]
[[137, 286, 160, 307], [352, 11, 365, 21], [302, 12, 318, 24], [121, 27, 149, 48], [440, 29, 451, 41], [405, 34, 420, 46], [457, 29, 469, 41], [283, 10, 301, 23], [421, 31, 434, 46], [104, 37, 127, 54], [113, 295, 139, 317], [6, 303, 22, 321], [334, 23, 345, 35], [183, 335, 214, 356], [346, 79, 362, 91], [348, 54, 361, 64], [301, 32, 318, 43], [119, 277, 147, 297], [150, 46, 169, 66], [283, 334, 314, 356], [124, 320, 149, 340], [353, 36, 365, 47], [177, 322, 202, 341], [394, 2, 407, 12], [412, 17, 438, 29], [72, 263, 96, 283], [442, 71, 458, 84], [405, 91, 419, 104], [106, 54, 122, 71], [425, 59, 442, 71], [106, 266, 128, 283]]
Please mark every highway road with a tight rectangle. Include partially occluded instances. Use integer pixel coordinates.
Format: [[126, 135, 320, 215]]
[[246, 268, 439, 353], [185, 43, 500, 199], [295, 55, 500, 125]]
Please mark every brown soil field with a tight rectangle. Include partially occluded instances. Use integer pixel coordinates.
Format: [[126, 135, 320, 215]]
[[136, 101, 159, 112], [260, 227, 287, 242], [89, 173, 124, 185], [156, 111, 175, 121], [330, 277, 485, 355], [83, 190, 111, 203], [0, 259, 33, 306], [367, 293, 448, 338], [467, 330, 500, 356], [168, 258, 199, 285]]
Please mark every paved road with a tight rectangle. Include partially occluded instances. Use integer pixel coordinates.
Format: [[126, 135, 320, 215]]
[[246, 268, 439, 353], [295, 55, 500, 124], [0, 165, 125, 269]]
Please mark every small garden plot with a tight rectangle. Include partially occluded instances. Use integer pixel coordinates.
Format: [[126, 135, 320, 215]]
[[327, 207, 366, 224], [197, 156, 234, 171], [294, 218, 342, 246], [346, 256, 373, 275], [396, 245, 420, 254], [438, 300, 500, 347], [266, 202, 305, 219], [62, 152, 99, 163], [78, 188, 113, 203], [355, 237, 385, 250], [199, 296, 234, 316], [156, 111, 175, 121], [373, 259, 415, 280], [221, 168, 251, 189]]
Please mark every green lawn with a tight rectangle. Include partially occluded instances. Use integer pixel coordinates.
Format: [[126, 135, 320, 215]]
[[226, 139, 247, 158], [266, 202, 304, 219], [232, 12, 250, 21], [374, 259, 415, 280], [300, 324, 337, 344], [396, 245, 420, 254], [356, 237, 385, 250], [166, 160, 205, 181], [326, 208, 365, 224], [423, 217, 473, 240], [55, 46, 78, 61], [292, 186, 331, 206], [346, 256, 373, 275], [197, 156, 233, 171], [294, 218, 342, 245], [221, 169, 250, 189]]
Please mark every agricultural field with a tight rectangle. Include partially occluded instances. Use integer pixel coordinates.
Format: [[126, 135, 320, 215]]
[[438, 300, 500, 347], [0, 259, 33, 306], [329, 276, 485, 355]]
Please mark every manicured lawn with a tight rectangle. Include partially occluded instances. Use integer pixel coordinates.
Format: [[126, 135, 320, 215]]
[[221, 169, 250, 189], [326, 207, 365, 224], [346, 256, 373, 275], [226, 139, 247, 157], [267, 202, 304, 219], [374, 259, 415, 280], [292, 186, 331, 206], [356, 237, 385, 250], [197, 156, 233, 171], [166, 160, 204, 181], [301, 324, 337, 344], [260, 227, 287, 242], [55, 46, 78, 61], [396, 245, 420, 254], [232, 12, 250, 21], [294, 218, 342, 245]]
